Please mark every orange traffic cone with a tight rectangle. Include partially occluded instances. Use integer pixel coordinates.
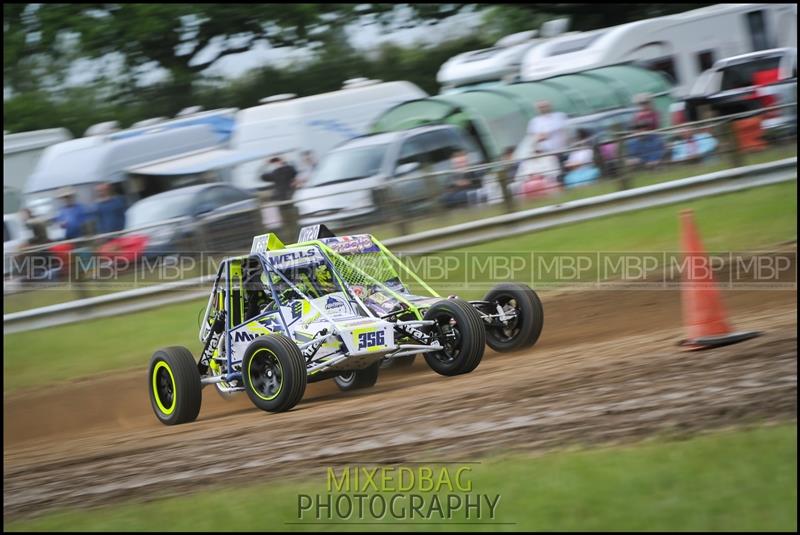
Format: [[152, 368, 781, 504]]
[[678, 209, 761, 350]]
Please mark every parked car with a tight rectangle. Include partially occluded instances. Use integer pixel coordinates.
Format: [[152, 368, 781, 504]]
[[293, 125, 485, 229], [124, 183, 262, 256], [684, 48, 797, 137]]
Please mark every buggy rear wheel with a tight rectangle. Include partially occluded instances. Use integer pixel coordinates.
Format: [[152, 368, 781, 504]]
[[483, 283, 543, 352], [380, 354, 416, 369], [334, 361, 381, 391], [148, 346, 202, 426], [423, 298, 485, 376], [242, 335, 306, 413]]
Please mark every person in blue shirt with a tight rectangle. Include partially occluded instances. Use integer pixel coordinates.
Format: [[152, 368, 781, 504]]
[[56, 190, 91, 240], [92, 182, 127, 234]]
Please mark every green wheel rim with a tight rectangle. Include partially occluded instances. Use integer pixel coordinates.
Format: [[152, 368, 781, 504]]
[[248, 348, 284, 401], [152, 361, 176, 415]]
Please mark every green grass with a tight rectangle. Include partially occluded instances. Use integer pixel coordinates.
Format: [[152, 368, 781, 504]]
[[468, 181, 797, 254], [6, 424, 796, 531], [3, 299, 208, 391], [4, 145, 795, 314], [3, 181, 796, 391]]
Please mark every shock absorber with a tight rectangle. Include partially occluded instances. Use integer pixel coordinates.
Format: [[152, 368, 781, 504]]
[[198, 311, 226, 375]]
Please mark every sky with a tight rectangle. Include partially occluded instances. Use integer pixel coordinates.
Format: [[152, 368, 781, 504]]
[[65, 9, 485, 87]]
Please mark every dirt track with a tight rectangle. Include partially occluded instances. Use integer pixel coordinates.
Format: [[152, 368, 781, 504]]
[[3, 284, 797, 520]]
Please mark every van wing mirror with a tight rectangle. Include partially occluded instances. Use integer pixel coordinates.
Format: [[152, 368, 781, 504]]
[[395, 161, 421, 176]]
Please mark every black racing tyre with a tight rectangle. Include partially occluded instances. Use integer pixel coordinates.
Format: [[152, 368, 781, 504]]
[[423, 298, 485, 376], [241, 334, 307, 413], [380, 354, 417, 369], [148, 346, 203, 426], [483, 283, 544, 352], [334, 360, 381, 391]]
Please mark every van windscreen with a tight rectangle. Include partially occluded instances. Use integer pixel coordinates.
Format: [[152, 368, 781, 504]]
[[309, 144, 389, 187]]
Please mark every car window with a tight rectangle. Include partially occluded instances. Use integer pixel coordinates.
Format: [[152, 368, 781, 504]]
[[214, 186, 251, 207], [396, 135, 427, 166], [3, 221, 10, 243], [196, 186, 248, 214], [720, 56, 782, 90], [395, 130, 465, 174], [125, 192, 194, 229], [309, 144, 389, 187]]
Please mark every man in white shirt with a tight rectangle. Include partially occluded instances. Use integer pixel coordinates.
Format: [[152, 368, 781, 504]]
[[527, 100, 569, 155]]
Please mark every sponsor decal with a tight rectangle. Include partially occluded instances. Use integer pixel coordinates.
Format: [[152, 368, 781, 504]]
[[322, 235, 379, 255], [234, 331, 259, 343], [269, 248, 319, 268], [366, 292, 401, 313], [258, 315, 283, 332], [324, 295, 350, 316], [396, 323, 429, 343]]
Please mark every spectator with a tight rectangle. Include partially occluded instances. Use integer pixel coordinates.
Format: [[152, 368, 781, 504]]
[[261, 156, 300, 237], [625, 122, 665, 169], [527, 100, 569, 155], [671, 128, 719, 163], [633, 93, 661, 131], [19, 207, 49, 246], [563, 129, 601, 188], [92, 182, 127, 235], [514, 138, 561, 199], [55, 189, 91, 240], [297, 150, 317, 187], [439, 150, 482, 208], [260, 156, 299, 201], [497, 147, 519, 210]]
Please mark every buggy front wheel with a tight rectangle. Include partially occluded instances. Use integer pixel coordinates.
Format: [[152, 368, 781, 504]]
[[242, 335, 307, 413]]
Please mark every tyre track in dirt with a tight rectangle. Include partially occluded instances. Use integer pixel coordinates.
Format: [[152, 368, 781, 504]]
[[4, 287, 797, 520]]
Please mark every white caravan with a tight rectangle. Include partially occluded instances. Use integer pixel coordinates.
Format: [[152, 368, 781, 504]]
[[437, 19, 574, 92], [4, 128, 73, 212], [520, 4, 798, 98], [229, 79, 427, 191]]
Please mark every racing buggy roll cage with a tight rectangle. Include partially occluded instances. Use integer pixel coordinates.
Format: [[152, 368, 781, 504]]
[[196, 233, 444, 392], [288, 228, 523, 337]]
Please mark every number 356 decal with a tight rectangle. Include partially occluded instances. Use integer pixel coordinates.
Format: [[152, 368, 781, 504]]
[[357, 330, 385, 350]]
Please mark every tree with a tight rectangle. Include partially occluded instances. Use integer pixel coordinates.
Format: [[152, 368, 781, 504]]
[[4, 4, 359, 100], [364, 3, 713, 36]]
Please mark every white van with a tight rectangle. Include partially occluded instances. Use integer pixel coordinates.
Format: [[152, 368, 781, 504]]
[[229, 79, 427, 191], [520, 4, 798, 98]]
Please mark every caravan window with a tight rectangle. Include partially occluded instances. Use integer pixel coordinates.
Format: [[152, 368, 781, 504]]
[[745, 11, 772, 51], [696, 50, 715, 74], [644, 56, 678, 84]]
